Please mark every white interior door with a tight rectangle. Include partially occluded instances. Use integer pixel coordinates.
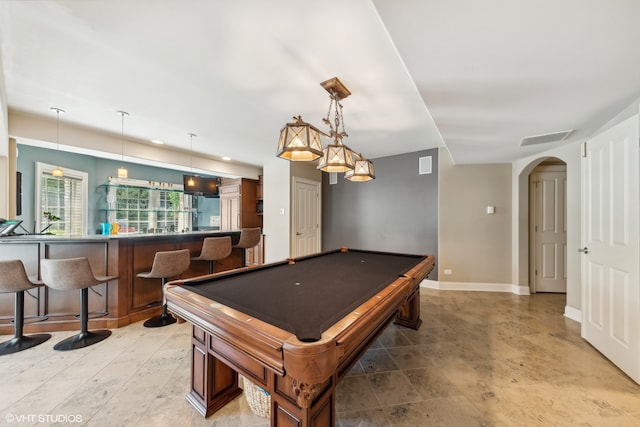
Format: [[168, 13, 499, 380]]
[[292, 177, 321, 257], [582, 114, 640, 383], [531, 167, 567, 292]]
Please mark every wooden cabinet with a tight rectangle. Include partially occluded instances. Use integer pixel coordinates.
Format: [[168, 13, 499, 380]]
[[220, 178, 263, 266], [219, 183, 241, 231], [257, 174, 263, 199], [245, 234, 264, 267], [219, 178, 262, 231]]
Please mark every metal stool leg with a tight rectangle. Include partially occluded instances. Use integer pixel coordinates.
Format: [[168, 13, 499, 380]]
[[0, 291, 51, 356], [143, 278, 177, 328], [53, 288, 111, 351]]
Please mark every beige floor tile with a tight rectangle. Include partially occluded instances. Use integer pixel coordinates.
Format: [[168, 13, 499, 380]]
[[384, 395, 493, 427], [366, 371, 422, 406], [337, 408, 391, 427], [2, 290, 640, 426], [335, 375, 378, 413]]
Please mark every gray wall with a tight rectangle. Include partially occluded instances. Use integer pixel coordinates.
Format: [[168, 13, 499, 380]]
[[322, 149, 438, 278], [16, 144, 218, 234]]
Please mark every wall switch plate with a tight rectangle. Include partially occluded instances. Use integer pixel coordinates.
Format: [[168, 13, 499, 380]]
[[444, 269, 452, 275]]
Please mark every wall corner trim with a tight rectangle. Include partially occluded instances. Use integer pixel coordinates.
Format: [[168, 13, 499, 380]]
[[563, 305, 582, 324]]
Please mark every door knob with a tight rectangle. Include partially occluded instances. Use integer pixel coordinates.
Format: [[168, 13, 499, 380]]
[[296, 232, 301, 236], [578, 247, 589, 254]]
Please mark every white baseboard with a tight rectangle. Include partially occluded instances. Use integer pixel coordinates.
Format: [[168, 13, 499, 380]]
[[420, 280, 581, 323], [421, 279, 530, 295], [563, 305, 582, 323]]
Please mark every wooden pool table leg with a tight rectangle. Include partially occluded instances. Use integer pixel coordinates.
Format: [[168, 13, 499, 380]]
[[395, 284, 423, 329], [269, 373, 335, 427], [187, 325, 242, 417]]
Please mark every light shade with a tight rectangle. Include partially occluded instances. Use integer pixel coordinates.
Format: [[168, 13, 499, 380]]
[[277, 116, 323, 161], [317, 143, 355, 172], [52, 167, 64, 177], [345, 154, 375, 181], [186, 176, 196, 187], [117, 166, 128, 178]]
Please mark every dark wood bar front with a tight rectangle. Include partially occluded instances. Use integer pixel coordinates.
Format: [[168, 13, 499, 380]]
[[0, 231, 242, 335]]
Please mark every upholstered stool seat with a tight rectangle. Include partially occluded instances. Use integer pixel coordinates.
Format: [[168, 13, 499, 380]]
[[0, 260, 51, 356], [232, 227, 261, 266], [40, 257, 117, 351], [137, 248, 190, 328], [192, 236, 232, 274]]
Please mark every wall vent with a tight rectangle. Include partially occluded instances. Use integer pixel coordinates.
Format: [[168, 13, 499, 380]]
[[419, 156, 432, 175], [329, 172, 338, 185], [520, 130, 573, 146]]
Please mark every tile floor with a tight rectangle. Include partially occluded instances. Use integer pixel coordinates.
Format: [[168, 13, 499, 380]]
[[2, 289, 640, 426]]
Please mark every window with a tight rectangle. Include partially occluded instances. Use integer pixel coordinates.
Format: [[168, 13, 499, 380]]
[[102, 179, 192, 234], [106, 185, 191, 233], [35, 162, 88, 236]]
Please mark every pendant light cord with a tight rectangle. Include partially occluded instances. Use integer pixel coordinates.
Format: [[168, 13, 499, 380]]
[[117, 110, 129, 162], [189, 133, 196, 172]]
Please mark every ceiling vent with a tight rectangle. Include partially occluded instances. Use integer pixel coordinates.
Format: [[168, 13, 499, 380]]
[[520, 130, 573, 146]]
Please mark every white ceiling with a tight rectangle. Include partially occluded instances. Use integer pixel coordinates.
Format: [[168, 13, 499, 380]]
[[2, 0, 640, 169]]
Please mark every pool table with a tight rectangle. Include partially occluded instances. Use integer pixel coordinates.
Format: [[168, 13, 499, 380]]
[[165, 248, 435, 426]]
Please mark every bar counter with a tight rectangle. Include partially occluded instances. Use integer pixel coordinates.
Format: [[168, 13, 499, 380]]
[[0, 231, 242, 335]]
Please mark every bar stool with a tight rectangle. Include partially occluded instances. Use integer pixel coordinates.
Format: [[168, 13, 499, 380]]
[[40, 257, 116, 351], [137, 248, 190, 328], [233, 227, 261, 267], [191, 236, 232, 274], [0, 260, 51, 356]]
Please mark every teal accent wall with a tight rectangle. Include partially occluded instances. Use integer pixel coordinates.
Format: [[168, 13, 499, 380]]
[[16, 144, 219, 234]]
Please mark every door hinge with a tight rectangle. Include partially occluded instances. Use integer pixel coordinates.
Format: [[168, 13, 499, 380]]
[[582, 141, 587, 158]]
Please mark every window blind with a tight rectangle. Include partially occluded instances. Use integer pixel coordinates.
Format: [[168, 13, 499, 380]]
[[41, 173, 83, 236]]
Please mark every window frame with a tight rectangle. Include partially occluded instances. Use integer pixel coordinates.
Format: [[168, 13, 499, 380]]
[[35, 162, 89, 236]]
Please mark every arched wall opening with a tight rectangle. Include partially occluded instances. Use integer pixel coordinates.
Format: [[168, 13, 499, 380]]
[[513, 144, 582, 322]]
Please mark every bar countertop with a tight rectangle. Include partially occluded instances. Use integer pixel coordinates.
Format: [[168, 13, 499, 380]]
[[0, 229, 241, 243]]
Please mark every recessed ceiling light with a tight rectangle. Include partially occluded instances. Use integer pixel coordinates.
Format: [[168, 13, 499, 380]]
[[222, 156, 231, 161], [151, 139, 164, 145]]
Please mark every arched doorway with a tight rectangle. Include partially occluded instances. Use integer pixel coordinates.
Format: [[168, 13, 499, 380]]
[[528, 158, 567, 293]]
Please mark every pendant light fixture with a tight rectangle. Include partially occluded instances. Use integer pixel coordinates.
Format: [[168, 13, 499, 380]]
[[186, 133, 197, 187], [345, 152, 375, 181], [316, 78, 355, 173], [50, 107, 65, 177], [117, 111, 129, 178], [277, 116, 324, 161], [277, 77, 374, 181]]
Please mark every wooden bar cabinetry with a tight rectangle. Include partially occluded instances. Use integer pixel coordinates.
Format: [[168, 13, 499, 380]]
[[0, 231, 241, 335]]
